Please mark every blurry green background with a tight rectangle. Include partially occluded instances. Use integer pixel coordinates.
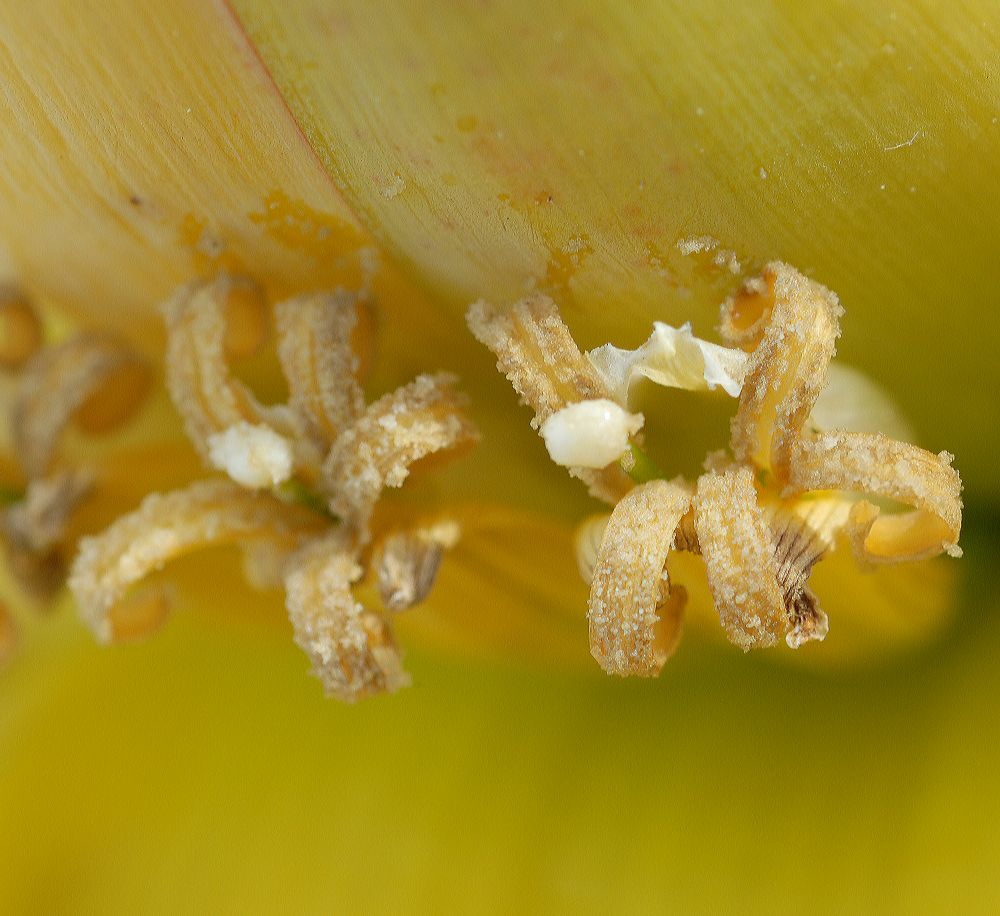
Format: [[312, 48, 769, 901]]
[[2, 514, 996, 914]]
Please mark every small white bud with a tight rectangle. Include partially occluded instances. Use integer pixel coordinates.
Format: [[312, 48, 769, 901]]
[[539, 400, 643, 469]]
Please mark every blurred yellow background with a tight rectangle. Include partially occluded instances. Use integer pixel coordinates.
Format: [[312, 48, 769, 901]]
[[2, 516, 997, 914], [2, 1, 999, 911]]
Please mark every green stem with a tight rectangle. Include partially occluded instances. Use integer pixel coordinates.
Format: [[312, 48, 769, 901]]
[[276, 478, 338, 521], [622, 444, 666, 484]]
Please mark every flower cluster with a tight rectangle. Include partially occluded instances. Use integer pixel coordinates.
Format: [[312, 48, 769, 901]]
[[469, 262, 962, 676], [68, 276, 477, 701]]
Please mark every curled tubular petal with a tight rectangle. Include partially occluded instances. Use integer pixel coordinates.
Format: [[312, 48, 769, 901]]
[[730, 262, 843, 481], [11, 334, 149, 477], [68, 479, 324, 643], [588, 479, 692, 676], [0, 285, 43, 370], [467, 295, 632, 504], [695, 466, 788, 651], [284, 533, 410, 702], [787, 431, 963, 563], [323, 373, 478, 532], [162, 275, 302, 470], [374, 520, 460, 611], [274, 290, 365, 454]]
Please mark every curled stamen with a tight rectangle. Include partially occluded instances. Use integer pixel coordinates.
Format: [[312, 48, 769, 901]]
[[467, 296, 632, 504], [11, 334, 149, 478], [787, 431, 962, 563], [162, 276, 303, 477], [284, 533, 410, 702], [0, 286, 43, 370], [68, 479, 324, 643], [374, 520, 460, 611], [730, 262, 843, 481], [275, 290, 365, 454], [588, 480, 691, 676], [323, 373, 477, 533], [694, 466, 788, 651]]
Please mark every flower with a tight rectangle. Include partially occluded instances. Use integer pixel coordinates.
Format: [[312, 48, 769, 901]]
[[469, 261, 962, 674], [0, 2, 996, 911]]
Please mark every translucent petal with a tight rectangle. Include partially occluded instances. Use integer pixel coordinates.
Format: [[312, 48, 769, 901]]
[[588, 321, 748, 404]]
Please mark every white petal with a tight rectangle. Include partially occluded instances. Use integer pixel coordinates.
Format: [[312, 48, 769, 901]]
[[588, 322, 748, 406], [539, 400, 643, 469]]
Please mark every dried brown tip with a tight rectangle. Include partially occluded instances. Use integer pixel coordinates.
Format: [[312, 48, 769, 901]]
[[275, 290, 365, 455], [0, 286, 43, 370], [323, 373, 478, 533], [467, 296, 632, 504], [787, 431, 963, 563], [284, 533, 410, 702], [694, 466, 788, 651], [162, 275, 302, 470], [68, 479, 324, 643], [11, 334, 149, 478], [730, 262, 842, 482], [767, 502, 844, 648], [374, 520, 460, 611], [588, 480, 692, 676]]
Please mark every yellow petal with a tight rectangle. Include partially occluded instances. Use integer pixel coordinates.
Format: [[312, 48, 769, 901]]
[[231, 0, 1000, 500]]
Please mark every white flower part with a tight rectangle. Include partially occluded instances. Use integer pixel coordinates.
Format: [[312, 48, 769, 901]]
[[207, 421, 295, 489], [809, 362, 914, 442], [587, 322, 749, 406], [539, 400, 644, 469]]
